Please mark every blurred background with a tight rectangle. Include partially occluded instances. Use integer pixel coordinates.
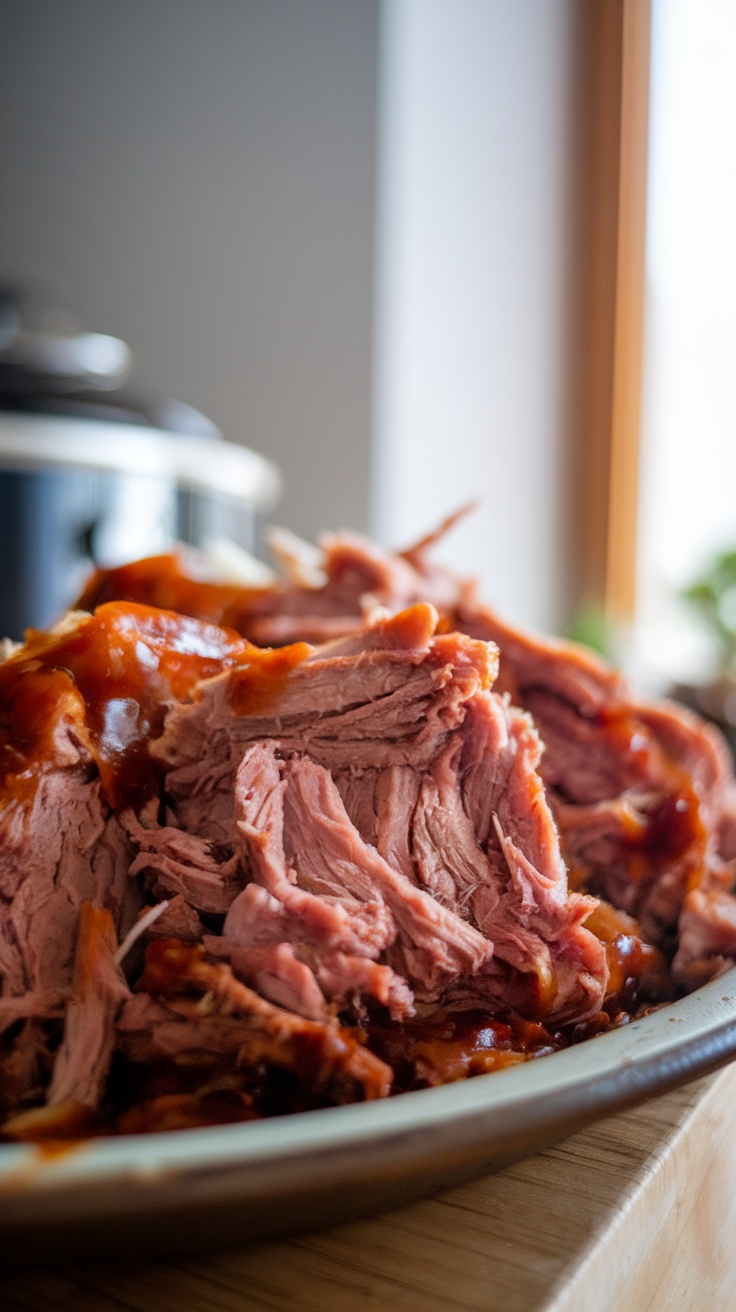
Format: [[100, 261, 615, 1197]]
[[1, 0, 735, 712], [637, 0, 736, 699]]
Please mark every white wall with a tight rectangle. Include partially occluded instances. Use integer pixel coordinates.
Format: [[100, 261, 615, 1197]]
[[373, 0, 580, 632], [0, 0, 378, 540], [1, 0, 583, 633]]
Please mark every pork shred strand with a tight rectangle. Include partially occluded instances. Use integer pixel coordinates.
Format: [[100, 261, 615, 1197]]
[[47, 902, 130, 1109], [119, 939, 393, 1105]]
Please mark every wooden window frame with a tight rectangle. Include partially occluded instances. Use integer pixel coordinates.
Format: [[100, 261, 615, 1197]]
[[572, 0, 652, 629]]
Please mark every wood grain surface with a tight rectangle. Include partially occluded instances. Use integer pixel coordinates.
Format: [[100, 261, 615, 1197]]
[[3, 1063, 736, 1312]]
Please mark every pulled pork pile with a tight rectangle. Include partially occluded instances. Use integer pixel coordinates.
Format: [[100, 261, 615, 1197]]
[[2, 524, 735, 1140]]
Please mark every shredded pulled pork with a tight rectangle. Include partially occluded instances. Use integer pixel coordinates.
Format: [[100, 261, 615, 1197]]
[[1, 522, 734, 1139]]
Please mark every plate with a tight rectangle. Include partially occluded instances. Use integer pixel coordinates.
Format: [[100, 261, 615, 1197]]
[[2, 968, 736, 1266]]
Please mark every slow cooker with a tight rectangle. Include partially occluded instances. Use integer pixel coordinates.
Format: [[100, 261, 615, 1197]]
[[0, 289, 280, 638]]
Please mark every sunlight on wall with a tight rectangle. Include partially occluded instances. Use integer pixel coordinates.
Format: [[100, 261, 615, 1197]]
[[637, 0, 736, 685], [372, 0, 579, 634]]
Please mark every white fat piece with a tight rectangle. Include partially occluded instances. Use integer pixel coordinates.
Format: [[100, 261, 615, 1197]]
[[267, 526, 327, 588], [115, 900, 172, 966], [0, 610, 90, 662], [200, 537, 278, 587], [49, 610, 93, 635], [361, 595, 393, 627], [0, 637, 21, 663]]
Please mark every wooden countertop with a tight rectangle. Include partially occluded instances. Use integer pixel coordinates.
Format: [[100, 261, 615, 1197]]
[[4, 1063, 736, 1312]]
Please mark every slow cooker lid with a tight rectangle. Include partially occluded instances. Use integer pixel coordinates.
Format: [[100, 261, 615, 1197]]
[[0, 285, 219, 438]]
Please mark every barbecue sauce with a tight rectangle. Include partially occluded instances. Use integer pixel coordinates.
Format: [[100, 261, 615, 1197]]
[[366, 1011, 560, 1091], [76, 554, 269, 629], [0, 603, 271, 808], [583, 899, 673, 1006], [0, 663, 85, 808], [227, 642, 312, 717], [601, 706, 709, 868]]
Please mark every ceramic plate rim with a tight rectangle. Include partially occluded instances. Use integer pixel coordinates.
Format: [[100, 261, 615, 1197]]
[[2, 964, 736, 1195]]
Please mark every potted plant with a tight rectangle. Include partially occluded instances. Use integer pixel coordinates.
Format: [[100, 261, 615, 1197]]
[[672, 549, 736, 760]]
